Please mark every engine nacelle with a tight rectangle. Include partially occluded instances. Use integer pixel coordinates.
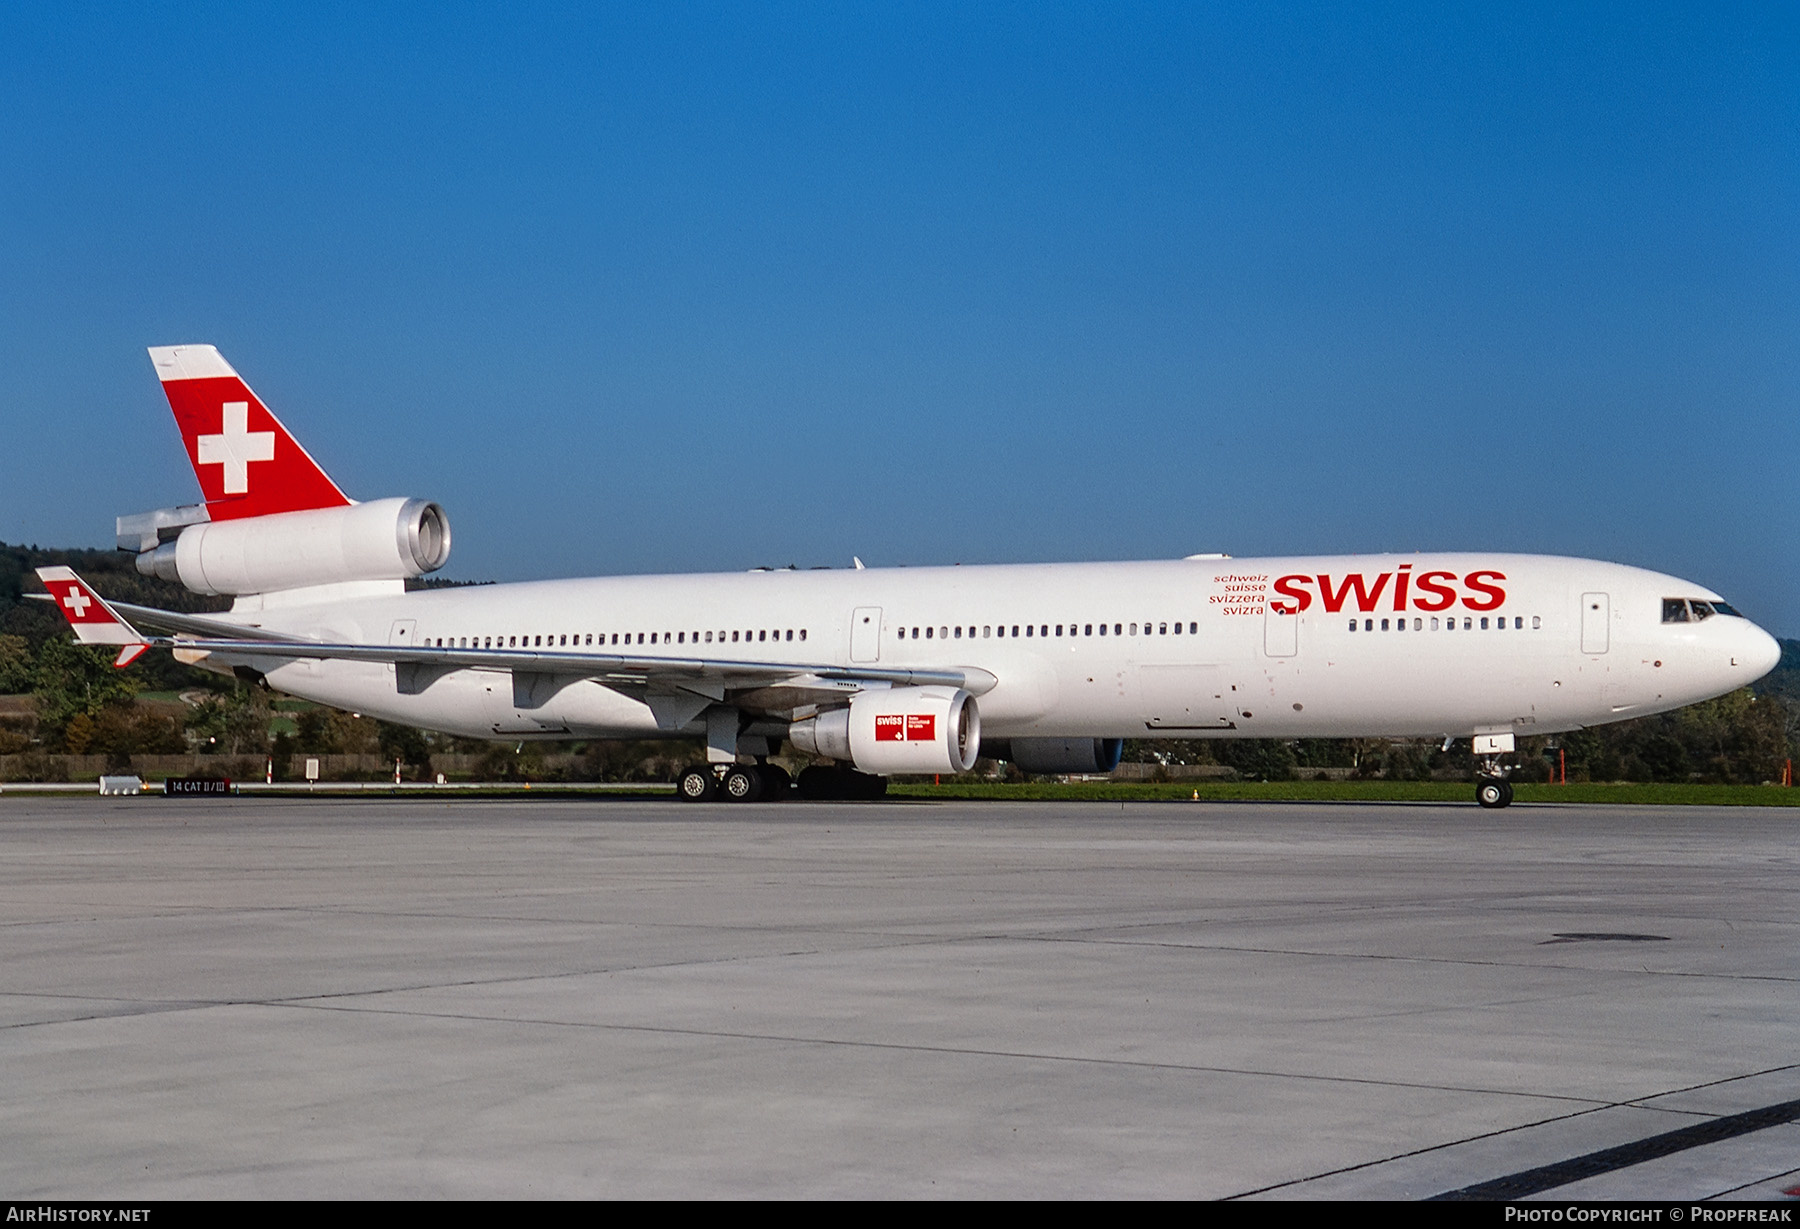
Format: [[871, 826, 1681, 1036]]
[[788, 686, 980, 775], [993, 737, 1124, 775], [136, 497, 451, 596]]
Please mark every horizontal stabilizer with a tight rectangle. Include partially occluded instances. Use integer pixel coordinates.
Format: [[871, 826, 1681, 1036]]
[[34, 567, 147, 663]]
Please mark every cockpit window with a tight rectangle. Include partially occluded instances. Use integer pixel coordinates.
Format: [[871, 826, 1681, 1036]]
[[1663, 597, 1744, 622]]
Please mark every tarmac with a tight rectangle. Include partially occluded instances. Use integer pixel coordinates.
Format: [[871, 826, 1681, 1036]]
[[1, 795, 1797, 1200]]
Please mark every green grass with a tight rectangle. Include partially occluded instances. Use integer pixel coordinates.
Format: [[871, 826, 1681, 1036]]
[[888, 780, 1800, 806]]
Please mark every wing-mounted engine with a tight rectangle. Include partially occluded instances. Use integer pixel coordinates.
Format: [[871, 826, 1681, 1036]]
[[788, 685, 981, 774], [122, 497, 451, 596], [987, 737, 1124, 775]]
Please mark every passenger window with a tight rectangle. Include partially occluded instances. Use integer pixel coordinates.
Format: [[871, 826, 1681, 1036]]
[[1055, 625, 1063, 637], [1513, 617, 1522, 630], [1188, 622, 1196, 634], [1413, 618, 1421, 631], [1159, 623, 1167, 635], [731, 631, 739, 642], [1172, 622, 1181, 635], [1430, 618, 1439, 631], [1130, 624, 1137, 635], [1480, 618, 1489, 630], [941, 628, 948, 639], [1381, 619, 1389, 631], [926, 627, 933, 639], [954, 626, 962, 638], [1364, 619, 1373, 631], [800, 629, 807, 641], [758, 630, 766, 642], [1348, 620, 1357, 632], [1025, 625, 1033, 637], [1012, 626, 1021, 637], [1532, 617, 1540, 629], [983, 626, 991, 638]]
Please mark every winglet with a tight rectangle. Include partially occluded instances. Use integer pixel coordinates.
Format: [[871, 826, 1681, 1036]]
[[148, 345, 352, 521], [35, 568, 150, 667]]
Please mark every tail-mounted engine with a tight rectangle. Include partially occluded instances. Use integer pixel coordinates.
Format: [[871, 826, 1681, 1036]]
[[121, 497, 451, 596], [789, 685, 981, 775]]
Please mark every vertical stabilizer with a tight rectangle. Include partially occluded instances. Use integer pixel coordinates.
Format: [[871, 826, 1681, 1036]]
[[149, 345, 352, 520]]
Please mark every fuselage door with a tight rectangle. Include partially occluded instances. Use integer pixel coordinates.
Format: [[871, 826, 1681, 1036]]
[[1264, 605, 1298, 657], [850, 607, 882, 663], [1580, 593, 1609, 655]]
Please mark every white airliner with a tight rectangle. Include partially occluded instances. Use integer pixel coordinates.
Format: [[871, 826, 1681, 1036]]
[[38, 345, 1781, 807]]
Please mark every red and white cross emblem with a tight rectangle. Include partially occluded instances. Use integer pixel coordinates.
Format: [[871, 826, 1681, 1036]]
[[197, 401, 276, 494]]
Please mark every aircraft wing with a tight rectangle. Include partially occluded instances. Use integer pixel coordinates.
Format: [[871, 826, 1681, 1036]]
[[33, 568, 994, 725]]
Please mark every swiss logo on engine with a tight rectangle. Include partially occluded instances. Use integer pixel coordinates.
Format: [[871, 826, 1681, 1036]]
[[875, 714, 936, 741]]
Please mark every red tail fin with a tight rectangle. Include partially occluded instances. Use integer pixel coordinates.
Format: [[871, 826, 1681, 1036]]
[[149, 345, 352, 521]]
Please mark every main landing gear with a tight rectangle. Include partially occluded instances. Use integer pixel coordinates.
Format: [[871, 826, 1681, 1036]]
[[675, 762, 886, 802], [677, 762, 794, 803]]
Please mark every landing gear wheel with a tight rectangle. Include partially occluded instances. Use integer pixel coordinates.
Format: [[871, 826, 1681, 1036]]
[[796, 765, 839, 800], [722, 765, 763, 802], [758, 764, 793, 801], [1476, 778, 1511, 809], [795, 766, 889, 800], [677, 766, 717, 802]]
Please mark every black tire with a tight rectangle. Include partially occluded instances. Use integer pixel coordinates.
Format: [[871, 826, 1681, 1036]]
[[1476, 779, 1509, 809], [796, 765, 840, 800], [793, 765, 888, 801], [759, 764, 793, 801], [1499, 779, 1514, 807], [677, 766, 717, 802], [722, 765, 763, 802]]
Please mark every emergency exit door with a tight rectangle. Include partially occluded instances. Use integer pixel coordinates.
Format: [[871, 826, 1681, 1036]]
[[850, 607, 882, 662], [1580, 593, 1609, 654]]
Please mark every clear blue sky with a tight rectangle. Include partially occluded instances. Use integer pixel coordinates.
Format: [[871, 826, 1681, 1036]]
[[4, 3, 1796, 631]]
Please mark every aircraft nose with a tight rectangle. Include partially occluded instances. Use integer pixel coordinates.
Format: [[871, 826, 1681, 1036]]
[[1742, 622, 1781, 680]]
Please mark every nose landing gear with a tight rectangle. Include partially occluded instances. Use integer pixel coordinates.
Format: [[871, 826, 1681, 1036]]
[[1475, 777, 1514, 808], [1471, 732, 1517, 808]]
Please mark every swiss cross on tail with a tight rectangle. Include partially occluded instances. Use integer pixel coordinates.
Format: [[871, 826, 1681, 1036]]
[[34, 568, 148, 667], [149, 345, 352, 520]]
